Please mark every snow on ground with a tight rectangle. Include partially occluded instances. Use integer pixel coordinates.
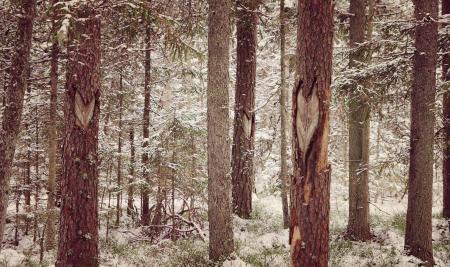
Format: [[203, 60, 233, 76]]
[[1, 171, 449, 266]]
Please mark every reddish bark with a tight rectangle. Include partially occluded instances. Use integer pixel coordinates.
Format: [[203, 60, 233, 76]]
[[232, 0, 258, 219], [290, 1, 334, 266], [56, 5, 101, 266], [0, 0, 36, 248]]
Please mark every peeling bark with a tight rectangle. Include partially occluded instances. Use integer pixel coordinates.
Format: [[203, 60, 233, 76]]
[[56, 4, 101, 266], [290, 1, 333, 266]]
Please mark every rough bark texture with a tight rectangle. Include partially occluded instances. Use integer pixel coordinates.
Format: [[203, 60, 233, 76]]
[[404, 0, 438, 265], [279, 0, 290, 229], [56, 5, 101, 266], [347, 0, 371, 241], [290, 1, 333, 266], [442, 0, 450, 228], [232, 0, 258, 219], [207, 0, 234, 261], [45, 0, 59, 251], [0, 0, 36, 248], [141, 26, 151, 226]]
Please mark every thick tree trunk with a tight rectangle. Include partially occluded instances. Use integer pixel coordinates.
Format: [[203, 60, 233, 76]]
[[127, 128, 135, 217], [0, 0, 36, 248], [45, 0, 59, 251], [141, 25, 151, 226], [290, 1, 333, 266], [279, 0, 290, 230], [404, 0, 438, 265], [232, 0, 258, 219], [56, 5, 101, 266], [442, 0, 450, 230], [347, 0, 371, 241], [207, 0, 234, 261]]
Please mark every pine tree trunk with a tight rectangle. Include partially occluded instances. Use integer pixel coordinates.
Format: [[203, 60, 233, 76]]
[[232, 0, 258, 219], [45, 0, 59, 250], [127, 128, 135, 217], [279, 0, 290, 230], [290, 1, 333, 266], [442, 0, 450, 230], [116, 74, 123, 227], [207, 0, 234, 261], [347, 0, 371, 241], [56, 5, 101, 266], [0, 0, 36, 248], [404, 0, 438, 265], [141, 25, 151, 226]]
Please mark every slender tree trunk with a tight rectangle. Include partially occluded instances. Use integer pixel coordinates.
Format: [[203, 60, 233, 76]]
[[0, 0, 36, 248], [207, 0, 234, 261], [141, 25, 151, 226], [404, 0, 438, 265], [290, 1, 333, 266], [232, 0, 258, 219], [56, 5, 101, 266], [45, 0, 59, 251], [127, 127, 135, 217], [442, 0, 450, 230], [116, 74, 123, 227], [33, 111, 40, 243], [25, 121, 31, 236], [347, 0, 371, 241], [279, 0, 290, 229]]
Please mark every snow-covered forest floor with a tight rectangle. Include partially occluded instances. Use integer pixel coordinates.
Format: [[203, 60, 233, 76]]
[[1, 173, 448, 267]]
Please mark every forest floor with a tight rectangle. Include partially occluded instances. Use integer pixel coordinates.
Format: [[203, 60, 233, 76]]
[[0, 176, 449, 267]]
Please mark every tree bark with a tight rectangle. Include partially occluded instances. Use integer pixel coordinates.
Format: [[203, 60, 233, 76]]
[[279, 0, 290, 230], [141, 25, 151, 226], [127, 127, 135, 217], [290, 1, 333, 266], [0, 0, 36, 248], [442, 0, 450, 230], [45, 0, 59, 251], [347, 0, 371, 241], [404, 0, 438, 265], [207, 0, 234, 261], [56, 5, 101, 266], [232, 0, 258, 219], [116, 73, 123, 227]]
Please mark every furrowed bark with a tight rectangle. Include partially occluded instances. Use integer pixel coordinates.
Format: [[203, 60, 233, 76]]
[[0, 0, 36, 248], [442, 0, 450, 230], [290, 1, 333, 266], [207, 0, 234, 261], [56, 4, 101, 266], [404, 0, 438, 264], [232, 0, 259, 219]]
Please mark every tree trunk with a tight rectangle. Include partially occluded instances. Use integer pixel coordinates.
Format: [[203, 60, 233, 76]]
[[207, 0, 234, 261], [442, 0, 450, 230], [45, 0, 59, 251], [116, 74, 123, 227], [279, 0, 290, 230], [141, 25, 151, 226], [404, 0, 438, 265], [232, 0, 258, 219], [347, 0, 371, 241], [56, 5, 101, 266], [0, 0, 36, 248], [290, 1, 333, 266], [127, 127, 135, 217]]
